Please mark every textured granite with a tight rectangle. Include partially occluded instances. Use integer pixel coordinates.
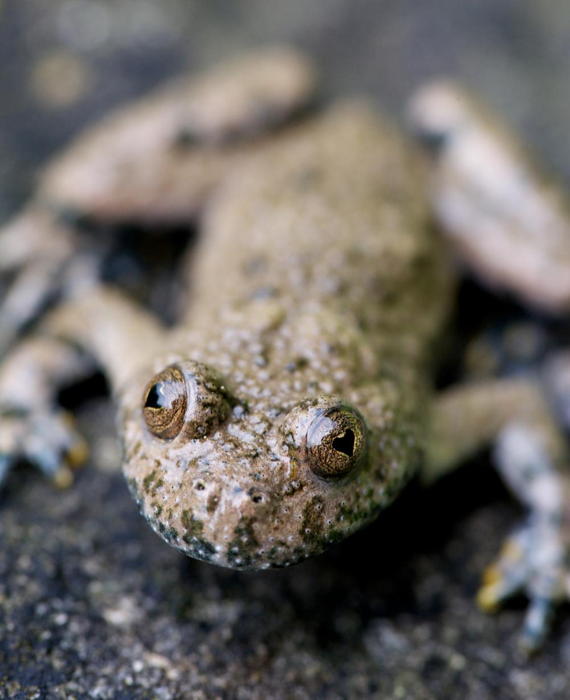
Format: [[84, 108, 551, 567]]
[[2, 1, 570, 698]]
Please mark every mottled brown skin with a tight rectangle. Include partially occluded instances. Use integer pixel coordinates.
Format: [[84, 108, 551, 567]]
[[2, 48, 570, 649], [119, 103, 454, 569]]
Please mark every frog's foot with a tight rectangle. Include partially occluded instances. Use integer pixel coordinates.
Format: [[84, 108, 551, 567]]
[[0, 407, 88, 489], [476, 421, 570, 653], [477, 515, 568, 653], [428, 383, 570, 651]]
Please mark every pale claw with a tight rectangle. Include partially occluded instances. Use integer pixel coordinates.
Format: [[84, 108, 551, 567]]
[[0, 407, 88, 489]]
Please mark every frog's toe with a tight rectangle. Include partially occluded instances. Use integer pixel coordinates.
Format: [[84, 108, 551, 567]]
[[477, 527, 530, 611], [477, 518, 567, 652], [0, 408, 88, 489]]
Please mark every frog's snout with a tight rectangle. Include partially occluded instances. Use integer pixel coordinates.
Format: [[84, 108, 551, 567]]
[[190, 474, 273, 516]]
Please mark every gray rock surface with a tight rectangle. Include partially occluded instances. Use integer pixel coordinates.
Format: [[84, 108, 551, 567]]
[[2, 2, 570, 698]]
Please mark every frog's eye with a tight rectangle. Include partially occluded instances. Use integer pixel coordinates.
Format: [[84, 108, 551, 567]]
[[304, 405, 367, 479], [143, 366, 188, 440], [142, 362, 232, 441]]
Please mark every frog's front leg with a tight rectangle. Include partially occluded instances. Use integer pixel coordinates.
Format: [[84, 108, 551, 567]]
[[0, 336, 93, 487], [425, 378, 570, 652], [0, 286, 165, 487]]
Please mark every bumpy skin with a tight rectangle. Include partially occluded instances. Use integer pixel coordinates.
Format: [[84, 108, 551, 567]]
[[119, 103, 454, 569], [2, 49, 570, 651]]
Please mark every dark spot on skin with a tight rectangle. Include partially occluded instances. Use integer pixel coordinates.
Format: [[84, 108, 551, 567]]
[[142, 469, 164, 497], [335, 498, 383, 528], [267, 546, 279, 561], [227, 518, 260, 568], [207, 494, 220, 514], [326, 528, 347, 545], [300, 496, 326, 546], [159, 526, 179, 544], [191, 539, 216, 562], [283, 480, 305, 496], [285, 357, 309, 373], [169, 509, 216, 563], [181, 509, 204, 540]]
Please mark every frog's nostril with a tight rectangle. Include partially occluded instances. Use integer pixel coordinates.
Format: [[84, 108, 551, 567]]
[[250, 492, 265, 504], [194, 481, 206, 491]]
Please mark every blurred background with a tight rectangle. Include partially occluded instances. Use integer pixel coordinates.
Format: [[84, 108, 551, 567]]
[[3, 2, 570, 699], [3, 0, 570, 215]]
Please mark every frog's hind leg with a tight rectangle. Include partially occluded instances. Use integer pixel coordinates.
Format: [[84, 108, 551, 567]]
[[425, 378, 570, 652]]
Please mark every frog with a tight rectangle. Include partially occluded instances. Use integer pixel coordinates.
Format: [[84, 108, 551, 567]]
[[1, 47, 570, 653]]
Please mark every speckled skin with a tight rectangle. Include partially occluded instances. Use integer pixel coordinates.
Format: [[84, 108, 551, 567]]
[[3, 48, 570, 649], [119, 103, 454, 569]]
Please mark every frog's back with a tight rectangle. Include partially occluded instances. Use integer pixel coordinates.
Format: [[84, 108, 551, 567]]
[[188, 101, 453, 371]]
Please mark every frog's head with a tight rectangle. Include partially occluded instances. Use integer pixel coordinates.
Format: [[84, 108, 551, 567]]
[[120, 357, 416, 570]]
